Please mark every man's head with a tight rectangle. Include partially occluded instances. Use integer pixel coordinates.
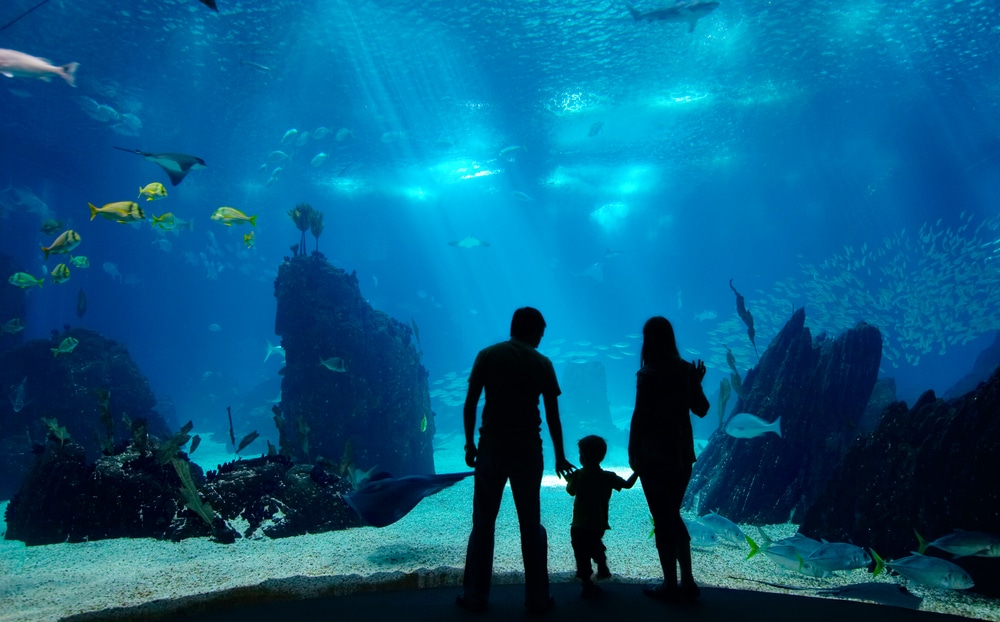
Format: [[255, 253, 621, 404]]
[[510, 306, 546, 347]]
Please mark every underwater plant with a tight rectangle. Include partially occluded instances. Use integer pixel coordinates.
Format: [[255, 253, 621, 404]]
[[41, 417, 70, 448], [309, 208, 324, 253], [96, 388, 114, 455], [171, 458, 217, 527], [157, 420, 194, 464], [287, 202, 313, 256]]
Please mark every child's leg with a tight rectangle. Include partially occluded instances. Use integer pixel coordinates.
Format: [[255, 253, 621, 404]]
[[594, 536, 611, 578], [570, 527, 593, 581]]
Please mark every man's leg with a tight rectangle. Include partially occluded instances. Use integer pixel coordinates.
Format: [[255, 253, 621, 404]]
[[461, 449, 507, 607], [508, 446, 548, 608]]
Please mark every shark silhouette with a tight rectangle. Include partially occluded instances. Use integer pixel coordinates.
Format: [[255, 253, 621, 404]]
[[344, 471, 473, 528], [114, 147, 207, 186], [627, 1, 720, 32]]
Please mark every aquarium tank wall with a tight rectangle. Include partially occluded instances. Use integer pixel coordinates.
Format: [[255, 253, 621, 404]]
[[0, 0, 998, 620]]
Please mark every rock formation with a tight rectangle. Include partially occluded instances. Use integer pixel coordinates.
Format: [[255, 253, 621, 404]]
[[944, 331, 1000, 399], [559, 361, 621, 446], [0, 327, 169, 500], [4, 431, 360, 545], [800, 366, 1000, 595], [273, 253, 434, 477], [684, 308, 882, 523]]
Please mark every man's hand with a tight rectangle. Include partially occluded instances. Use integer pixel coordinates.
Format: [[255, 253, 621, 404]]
[[554, 457, 577, 480], [464, 445, 478, 468]]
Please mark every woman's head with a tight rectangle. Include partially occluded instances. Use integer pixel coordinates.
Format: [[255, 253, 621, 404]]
[[641, 315, 680, 367]]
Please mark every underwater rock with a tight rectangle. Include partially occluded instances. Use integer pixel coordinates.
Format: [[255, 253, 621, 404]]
[[560, 361, 621, 446], [4, 435, 360, 545], [943, 331, 1000, 400], [800, 365, 1000, 596], [273, 254, 434, 477], [684, 308, 882, 523], [0, 327, 170, 500]]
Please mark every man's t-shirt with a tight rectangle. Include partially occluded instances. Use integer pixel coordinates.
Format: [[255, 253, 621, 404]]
[[469, 339, 560, 440]]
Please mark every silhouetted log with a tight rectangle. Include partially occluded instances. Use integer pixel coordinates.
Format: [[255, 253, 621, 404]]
[[684, 308, 882, 523]]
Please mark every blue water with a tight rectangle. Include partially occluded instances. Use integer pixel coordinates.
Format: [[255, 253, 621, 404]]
[[1, 0, 999, 441]]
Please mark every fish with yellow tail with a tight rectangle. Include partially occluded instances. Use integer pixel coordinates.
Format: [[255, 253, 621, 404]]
[[41, 230, 81, 260], [70, 256, 90, 268], [52, 336, 79, 357], [243, 231, 255, 248], [8, 272, 44, 289], [138, 182, 167, 201], [211, 206, 256, 227], [0, 48, 79, 87], [50, 263, 71, 284], [89, 201, 145, 224]]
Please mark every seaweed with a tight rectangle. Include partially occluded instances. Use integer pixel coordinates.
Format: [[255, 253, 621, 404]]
[[729, 279, 760, 360], [296, 414, 310, 458], [156, 420, 194, 465], [171, 458, 216, 527], [96, 388, 114, 455], [189, 434, 201, 455], [718, 378, 732, 427], [41, 417, 70, 448], [309, 209, 324, 253], [226, 405, 236, 450], [288, 203, 313, 256], [236, 431, 259, 454], [272, 405, 291, 457]]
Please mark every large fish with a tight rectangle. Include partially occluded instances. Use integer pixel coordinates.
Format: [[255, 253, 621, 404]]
[[344, 472, 473, 527], [724, 412, 781, 438], [885, 554, 974, 590], [0, 48, 79, 87], [113, 147, 207, 186], [627, 1, 720, 32]]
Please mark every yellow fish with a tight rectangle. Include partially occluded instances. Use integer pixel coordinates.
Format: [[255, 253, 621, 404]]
[[8, 272, 44, 288], [50, 263, 71, 284], [244, 230, 255, 248], [138, 182, 167, 201], [89, 201, 145, 224], [70, 256, 90, 268], [151, 212, 177, 230], [2, 318, 26, 334], [41, 230, 81, 260], [52, 336, 79, 357], [211, 206, 257, 227], [420, 414, 428, 433]]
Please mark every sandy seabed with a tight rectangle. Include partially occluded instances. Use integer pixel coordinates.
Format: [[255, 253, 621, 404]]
[[1, 444, 997, 622]]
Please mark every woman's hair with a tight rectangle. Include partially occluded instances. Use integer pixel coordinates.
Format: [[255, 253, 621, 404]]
[[640, 315, 681, 368]]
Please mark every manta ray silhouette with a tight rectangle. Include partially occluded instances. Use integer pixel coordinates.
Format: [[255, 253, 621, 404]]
[[344, 471, 473, 528], [113, 146, 207, 186]]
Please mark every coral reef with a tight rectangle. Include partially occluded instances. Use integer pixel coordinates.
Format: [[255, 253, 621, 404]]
[[3, 427, 361, 545], [800, 365, 1000, 596], [684, 308, 882, 523], [0, 327, 170, 500], [273, 253, 434, 478]]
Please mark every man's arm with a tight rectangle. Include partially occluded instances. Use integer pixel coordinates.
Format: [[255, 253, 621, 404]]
[[463, 380, 483, 468], [543, 393, 576, 478]]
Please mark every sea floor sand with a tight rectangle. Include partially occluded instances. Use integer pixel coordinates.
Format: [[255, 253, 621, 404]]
[[1, 443, 996, 622]]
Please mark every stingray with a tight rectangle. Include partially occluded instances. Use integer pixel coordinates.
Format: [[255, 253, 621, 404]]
[[114, 146, 207, 186], [344, 471, 473, 528]]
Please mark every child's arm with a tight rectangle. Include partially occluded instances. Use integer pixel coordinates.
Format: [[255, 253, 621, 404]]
[[566, 471, 578, 496], [623, 472, 639, 489]]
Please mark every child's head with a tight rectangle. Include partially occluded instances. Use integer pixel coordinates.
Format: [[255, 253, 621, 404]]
[[577, 435, 607, 467]]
